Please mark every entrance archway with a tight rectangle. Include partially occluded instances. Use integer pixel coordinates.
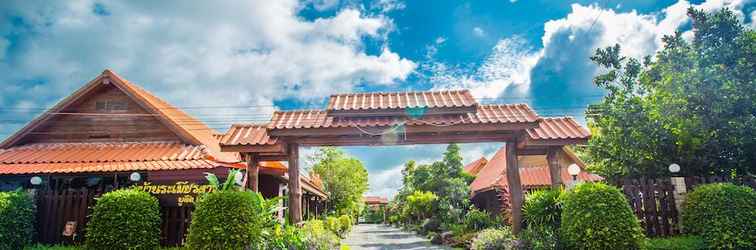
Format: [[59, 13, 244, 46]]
[[219, 90, 589, 233]]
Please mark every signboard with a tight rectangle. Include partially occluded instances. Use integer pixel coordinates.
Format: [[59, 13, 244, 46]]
[[133, 181, 214, 206]]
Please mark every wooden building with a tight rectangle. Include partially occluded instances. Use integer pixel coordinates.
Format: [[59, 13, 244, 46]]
[[466, 144, 603, 215], [0, 70, 327, 246]]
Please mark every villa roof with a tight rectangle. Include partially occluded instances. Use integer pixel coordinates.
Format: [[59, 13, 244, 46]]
[[463, 157, 488, 176], [364, 196, 389, 205], [327, 90, 478, 115]]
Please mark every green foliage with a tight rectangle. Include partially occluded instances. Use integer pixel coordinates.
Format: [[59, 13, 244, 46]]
[[310, 147, 369, 218], [420, 217, 441, 235], [85, 189, 160, 250], [23, 245, 81, 250], [584, 8, 756, 179], [338, 215, 353, 235], [681, 183, 756, 249], [0, 190, 35, 250], [405, 190, 437, 222], [267, 224, 305, 250], [523, 189, 562, 231], [647, 236, 706, 250], [519, 226, 558, 250], [204, 169, 241, 192], [186, 191, 281, 250], [560, 182, 645, 249], [470, 227, 517, 250], [362, 206, 385, 224], [301, 220, 341, 250], [463, 207, 500, 232]]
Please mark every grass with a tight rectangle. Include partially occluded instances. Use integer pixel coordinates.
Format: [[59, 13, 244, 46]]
[[646, 235, 706, 250]]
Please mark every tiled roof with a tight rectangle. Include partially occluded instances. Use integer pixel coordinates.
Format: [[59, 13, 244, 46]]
[[327, 90, 477, 111], [463, 157, 488, 176], [526, 117, 591, 141], [269, 104, 540, 130], [0, 142, 207, 164], [364, 196, 389, 204], [219, 124, 279, 146], [0, 159, 223, 174], [469, 146, 602, 193]]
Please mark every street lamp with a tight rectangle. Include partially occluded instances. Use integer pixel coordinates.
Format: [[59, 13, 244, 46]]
[[567, 164, 581, 181], [668, 163, 680, 174], [129, 172, 142, 182], [30, 176, 43, 186]]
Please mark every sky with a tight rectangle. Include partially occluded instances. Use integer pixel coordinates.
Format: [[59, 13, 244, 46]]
[[1, 0, 754, 198]]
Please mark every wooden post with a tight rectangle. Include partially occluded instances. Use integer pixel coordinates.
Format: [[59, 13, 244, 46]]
[[547, 147, 562, 189], [505, 140, 523, 234], [288, 143, 303, 224], [246, 153, 259, 192]]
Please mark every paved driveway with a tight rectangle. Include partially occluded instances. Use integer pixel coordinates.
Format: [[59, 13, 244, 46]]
[[342, 224, 451, 250]]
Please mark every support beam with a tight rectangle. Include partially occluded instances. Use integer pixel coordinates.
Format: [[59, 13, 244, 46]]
[[505, 139, 523, 234], [247, 153, 259, 192], [287, 143, 303, 224], [547, 147, 562, 189]]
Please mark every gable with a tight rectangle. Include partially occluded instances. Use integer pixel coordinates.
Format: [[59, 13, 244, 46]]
[[17, 83, 182, 144]]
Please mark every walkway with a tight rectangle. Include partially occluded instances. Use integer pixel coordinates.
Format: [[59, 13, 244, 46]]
[[343, 224, 451, 250]]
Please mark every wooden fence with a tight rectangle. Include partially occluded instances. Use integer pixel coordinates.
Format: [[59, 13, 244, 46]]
[[619, 178, 679, 237], [34, 189, 194, 246]]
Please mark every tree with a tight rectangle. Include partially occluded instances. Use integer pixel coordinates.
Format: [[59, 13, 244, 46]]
[[584, 8, 756, 180], [310, 147, 369, 219]]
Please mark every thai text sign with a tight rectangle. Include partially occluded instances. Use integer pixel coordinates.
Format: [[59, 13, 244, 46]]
[[133, 181, 213, 206]]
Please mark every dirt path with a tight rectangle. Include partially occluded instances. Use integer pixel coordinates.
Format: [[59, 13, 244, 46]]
[[342, 224, 451, 250]]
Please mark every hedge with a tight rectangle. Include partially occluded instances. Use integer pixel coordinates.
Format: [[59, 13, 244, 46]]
[[560, 182, 645, 249], [186, 191, 278, 250], [84, 189, 160, 250], [681, 183, 756, 249], [647, 235, 706, 250], [0, 190, 35, 250]]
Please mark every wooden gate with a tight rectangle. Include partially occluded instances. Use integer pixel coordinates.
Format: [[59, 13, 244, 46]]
[[619, 178, 679, 237], [161, 206, 193, 246], [35, 188, 99, 244]]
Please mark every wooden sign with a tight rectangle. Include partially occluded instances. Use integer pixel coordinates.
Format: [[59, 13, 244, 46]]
[[62, 221, 77, 237], [133, 181, 213, 206]]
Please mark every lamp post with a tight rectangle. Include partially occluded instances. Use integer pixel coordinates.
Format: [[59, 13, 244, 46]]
[[668, 163, 680, 176], [567, 164, 581, 189]]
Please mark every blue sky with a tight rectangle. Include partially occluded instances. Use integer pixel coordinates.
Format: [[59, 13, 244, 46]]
[[1, 0, 754, 198]]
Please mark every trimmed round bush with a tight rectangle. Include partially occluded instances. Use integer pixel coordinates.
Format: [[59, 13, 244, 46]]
[[301, 220, 340, 250], [681, 183, 756, 249], [85, 189, 160, 250], [470, 227, 516, 250], [186, 191, 278, 249], [560, 182, 645, 249], [0, 190, 35, 250], [523, 189, 561, 230], [338, 215, 353, 235]]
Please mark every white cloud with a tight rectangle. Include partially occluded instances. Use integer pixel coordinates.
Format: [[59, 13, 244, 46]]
[[0, 0, 416, 130], [473, 27, 486, 37], [430, 0, 753, 104]]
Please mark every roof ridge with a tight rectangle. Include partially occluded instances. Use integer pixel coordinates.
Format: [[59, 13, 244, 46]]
[[328, 89, 470, 97]]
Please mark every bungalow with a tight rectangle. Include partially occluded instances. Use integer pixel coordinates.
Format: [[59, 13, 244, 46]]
[[0, 70, 327, 246], [464, 118, 603, 215]]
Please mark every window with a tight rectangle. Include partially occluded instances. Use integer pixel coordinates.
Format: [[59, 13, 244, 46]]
[[95, 100, 128, 113]]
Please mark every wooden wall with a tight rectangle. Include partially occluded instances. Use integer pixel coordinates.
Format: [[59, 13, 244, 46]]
[[21, 84, 181, 144]]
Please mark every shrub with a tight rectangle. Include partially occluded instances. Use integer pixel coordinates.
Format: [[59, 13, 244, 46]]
[[301, 220, 340, 250], [470, 227, 516, 250], [464, 207, 500, 231], [267, 224, 305, 250], [186, 191, 279, 250], [647, 236, 706, 250], [338, 215, 353, 235], [420, 217, 441, 235], [519, 226, 558, 250], [560, 182, 645, 249], [0, 190, 35, 250], [522, 189, 561, 230], [681, 183, 756, 249], [85, 189, 160, 250]]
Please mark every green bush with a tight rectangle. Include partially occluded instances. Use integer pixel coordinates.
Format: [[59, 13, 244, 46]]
[[647, 236, 706, 250], [338, 215, 353, 235], [560, 182, 645, 249], [519, 226, 558, 250], [420, 217, 441, 235], [267, 224, 305, 250], [463, 208, 500, 231], [186, 191, 279, 250], [470, 227, 516, 250], [85, 189, 160, 250], [523, 189, 561, 230], [0, 190, 35, 250], [301, 220, 340, 250], [681, 183, 756, 249]]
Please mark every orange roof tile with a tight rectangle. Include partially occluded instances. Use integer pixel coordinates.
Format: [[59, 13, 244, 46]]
[[0, 142, 206, 164], [269, 104, 540, 130], [364, 196, 389, 204], [220, 124, 279, 146], [327, 90, 477, 112], [463, 157, 488, 176], [526, 117, 591, 141], [469, 146, 602, 193], [0, 159, 221, 175]]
